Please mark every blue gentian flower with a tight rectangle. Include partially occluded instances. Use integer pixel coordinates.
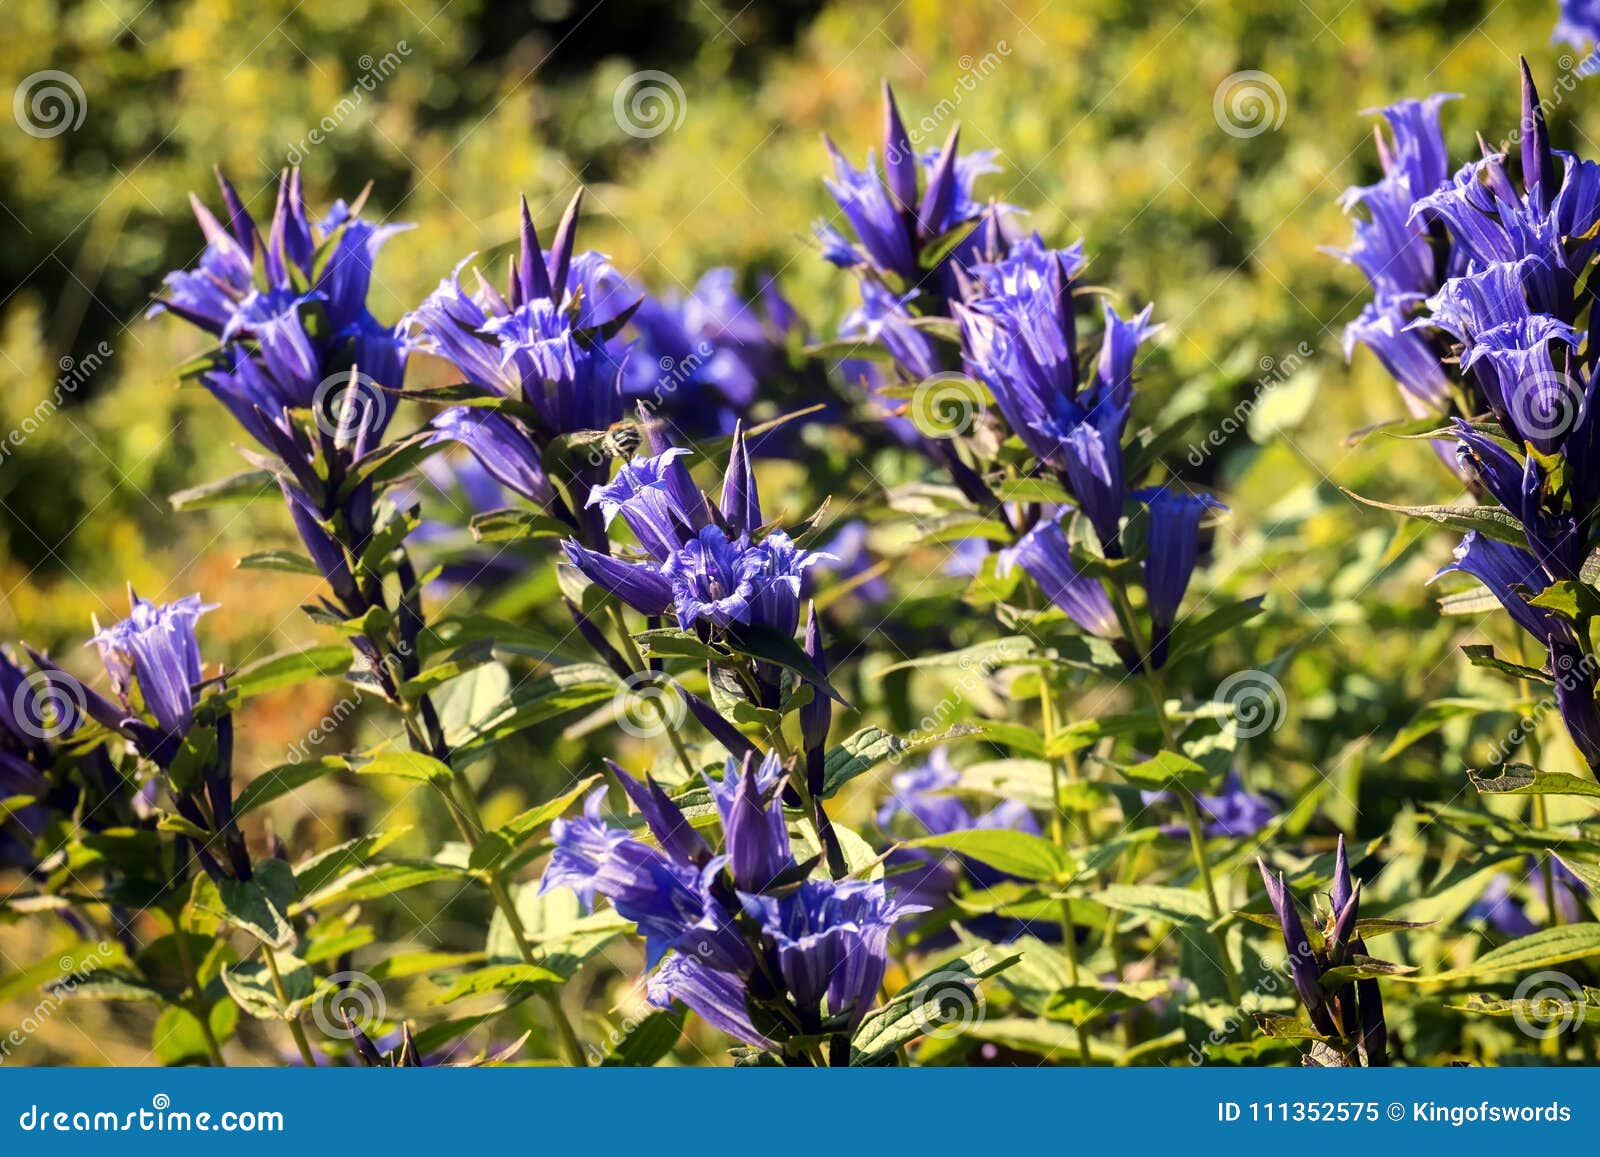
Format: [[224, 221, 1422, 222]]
[[741, 878, 910, 1028], [1137, 487, 1227, 666], [1431, 532, 1560, 641], [542, 759, 922, 1053], [1555, 0, 1600, 56], [841, 281, 940, 381], [564, 427, 829, 636], [1144, 771, 1275, 839], [817, 84, 997, 296], [707, 751, 790, 892], [623, 269, 782, 423], [88, 592, 215, 739], [999, 517, 1119, 638], [154, 170, 411, 443], [407, 192, 634, 472]]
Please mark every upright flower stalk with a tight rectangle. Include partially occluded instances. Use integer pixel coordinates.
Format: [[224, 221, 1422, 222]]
[[1340, 64, 1600, 781], [154, 171, 596, 1062], [819, 86, 1240, 992]]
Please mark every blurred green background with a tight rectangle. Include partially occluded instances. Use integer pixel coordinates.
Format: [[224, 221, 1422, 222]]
[[1, 0, 1593, 1061]]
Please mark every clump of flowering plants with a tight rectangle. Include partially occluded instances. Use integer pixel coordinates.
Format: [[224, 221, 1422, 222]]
[[8, 72, 1592, 1071]]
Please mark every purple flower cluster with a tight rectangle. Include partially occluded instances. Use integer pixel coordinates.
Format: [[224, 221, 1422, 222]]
[[563, 426, 829, 638], [821, 87, 1225, 668], [542, 754, 920, 1054], [1341, 64, 1600, 769]]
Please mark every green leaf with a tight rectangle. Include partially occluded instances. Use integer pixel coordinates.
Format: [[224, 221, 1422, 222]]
[[917, 220, 981, 270], [235, 757, 344, 816], [1115, 750, 1211, 792], [1097, 884, 1214, 928], [901, 829, 1072, 882], [469, 775, 601, 871], [820, 725, 983, 797], [850, 947, 1019, 1065], [291, 828, 413, 897], [203, 860, 298, 949], [1341, 490, 1531, 547], [1044, 981, 1173, 1026], [296, 861, 465, 910], [366, 951, 483, 983], [469, 508, 573, 544], [881, 636, 1041, 674], [235, 549, 320, 576], [207, 645, 352, 709], [634, 628, 727, 663], [1319, 956, 1417, 987], [599, 1008, 686, 1067], [1381, 698, 1508, 761], [1461, 644, 1552, 686], [1163, 596, 1266, 666], [430, 963, 563, 1005], [1449, 989, 1600, 1026], [1528, 580, 1600, 621], [1468, 765, 1600, 801], [169, 469, 275, 511], [723, 623, 847, 705], [220, 952, 313, 1020], [354, 749, 455, 786], [455, 664, 623, 755], [1399, 923, 1600, 984], [48, 971, 170, 1003], [154, 1005, 233, 1065]]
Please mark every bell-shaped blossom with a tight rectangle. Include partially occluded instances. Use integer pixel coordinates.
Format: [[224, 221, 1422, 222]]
[[999, 517, 1118, 639], [88, 592, 215, 739]]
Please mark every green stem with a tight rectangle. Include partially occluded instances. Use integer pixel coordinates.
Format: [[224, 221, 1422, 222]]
[[1108, 578, 1240, 1001], [263, 947, 317, 1068], [176, 929, 225, 1067], [608, 605, 700, 780], [1518, 670, 1562, 926]]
